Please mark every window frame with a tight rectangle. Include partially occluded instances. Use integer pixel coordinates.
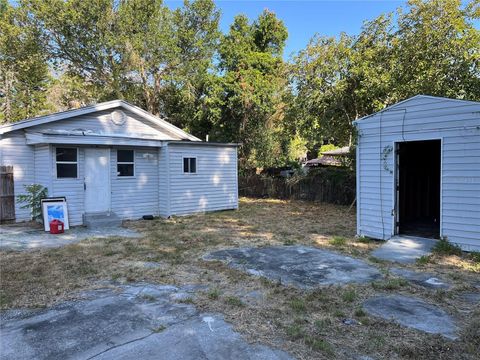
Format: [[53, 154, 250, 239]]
[[55, 147, 79, 179], [182, 156, 197, 175], [116, 149, 135, 178]]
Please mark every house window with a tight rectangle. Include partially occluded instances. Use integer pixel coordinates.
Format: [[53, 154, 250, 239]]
[[56, 147, 78, 178], [117, 150, 135, 177], [183, 157, 196, 174]]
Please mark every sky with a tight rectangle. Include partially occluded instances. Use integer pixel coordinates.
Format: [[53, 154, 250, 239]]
[[165, 0, 406, 59]]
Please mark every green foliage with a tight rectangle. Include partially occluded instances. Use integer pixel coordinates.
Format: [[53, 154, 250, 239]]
[[0, 0, 51, 123], [2, 0, 480, 170], [225, 296, 244, 307], [329, 236, 347, 247], [16, 184, 48, 222], [290, 0, 480, 152], [342, 289, 357, 302], [207, 288, 221, 300], [416, 255, 433, 265], [289, 297, 307, 313], [371, 278, 408, 290], [318, 144, 339, 156], [433, 237, 463, 256], [287, 134, 308, 162]]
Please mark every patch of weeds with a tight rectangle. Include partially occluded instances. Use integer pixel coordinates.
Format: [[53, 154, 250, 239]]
[[225, 296, 244, 307], [357, 236, 375, 244], [305, 336, 334, 354], [179, 297, 194, 304], [372, 278, 408, 290], [469, 251, 480, 263], [354, 308, 366, 318], [151, 325, 166, 333], [433, 238, 463, 256], [207, 288, 221, 300], [333, 309, 346, 318], [416, 255, 432, 265], [342, 289, 356, 303], [285, 324, 305, 340], [314, 318, 332, 330], [283, 239, 296, 246], [432, 289, 448, 302], [103, 249, 118, 257], [0, 292, 12, 308], [329, 236, 347, 247], [110, 273, 122, 281], [139, 294, 156, 302], [368, 256, 387, 264], [289, 298, 307, 313]]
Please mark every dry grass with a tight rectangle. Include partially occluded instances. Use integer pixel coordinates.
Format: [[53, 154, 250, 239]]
[[0, 197, 479, 359]]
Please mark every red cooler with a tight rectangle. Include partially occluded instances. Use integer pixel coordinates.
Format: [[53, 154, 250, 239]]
[[49, 219, 64, 234]]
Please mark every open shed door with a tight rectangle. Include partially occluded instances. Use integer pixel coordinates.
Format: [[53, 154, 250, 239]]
[[396, 140, 441, 239]]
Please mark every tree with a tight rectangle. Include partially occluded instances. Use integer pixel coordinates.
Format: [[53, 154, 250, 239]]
[[290, 0, 480, 153], [393, 0, 480, 100], [0, 0, 51, 123], [25, 0, 220, 129], [211, 10, 289, 168]]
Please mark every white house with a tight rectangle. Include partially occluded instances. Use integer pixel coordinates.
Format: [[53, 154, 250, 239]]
[[0, 100, 238, 226], [354, 95, 480, 251]]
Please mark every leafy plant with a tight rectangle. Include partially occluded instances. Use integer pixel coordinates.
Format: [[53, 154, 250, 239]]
[[16, 184, 48, 222], [433, 237, 463, 256]]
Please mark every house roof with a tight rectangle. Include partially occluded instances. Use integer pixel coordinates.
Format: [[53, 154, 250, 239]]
[[352, 95, 480, 125], [0, 100, 200, 141], [320, 146, 350, 156], [304, 156, 341, 167]]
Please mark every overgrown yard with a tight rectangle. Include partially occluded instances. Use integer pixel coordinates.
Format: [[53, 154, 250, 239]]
[[1, 198, 479, 359]]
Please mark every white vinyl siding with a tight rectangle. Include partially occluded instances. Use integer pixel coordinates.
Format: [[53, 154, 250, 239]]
[[0, 132, 35, 221], [166, 144, 238, 216], [111, 148, 159, 219], [356, 96, 480, 251], [49, 147, 85, 226], [158, 147, 170, 217], [1, 107, 238, 227], [33, 108, 183, 140]]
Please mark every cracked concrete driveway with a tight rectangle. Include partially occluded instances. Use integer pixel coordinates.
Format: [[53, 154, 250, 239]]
[[205, 245, 382, 288], [0, 283, 292, 360]]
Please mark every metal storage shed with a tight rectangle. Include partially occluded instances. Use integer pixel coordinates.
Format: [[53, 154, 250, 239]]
[[354, 95, 480, 251]]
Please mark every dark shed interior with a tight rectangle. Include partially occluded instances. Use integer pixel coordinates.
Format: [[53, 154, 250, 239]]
[[397, 140, 441, 239]]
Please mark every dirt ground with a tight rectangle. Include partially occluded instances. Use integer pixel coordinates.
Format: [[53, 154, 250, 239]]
[[1, 198, 479, 359]]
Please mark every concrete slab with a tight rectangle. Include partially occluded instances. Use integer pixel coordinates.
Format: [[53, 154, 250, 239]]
[[0, 225, 140, 251], [0, 283, 292, 360], [205, 245, 382, 288], [458, 292, 480, 305], [389, 268, 450, 289], [371, 236, 437, 264], [363, 295, 458, 339]]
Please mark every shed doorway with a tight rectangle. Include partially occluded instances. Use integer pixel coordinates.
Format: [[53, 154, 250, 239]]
[[396, 140, 441, 239]]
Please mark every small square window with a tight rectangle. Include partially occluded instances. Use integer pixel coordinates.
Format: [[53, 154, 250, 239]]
[[117, 150, 135, 177], [56, 147, 78, 178], [183, 157, 196, 173]]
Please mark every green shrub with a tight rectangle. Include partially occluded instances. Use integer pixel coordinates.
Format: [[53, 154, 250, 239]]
[[329, 236, 347, 246], [433, 238, 463, 256], [225, 296, 244, 307], [16, 184, 48, 222]]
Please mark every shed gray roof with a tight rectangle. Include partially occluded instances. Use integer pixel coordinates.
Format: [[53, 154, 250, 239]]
[[353, 95, 480, 125]]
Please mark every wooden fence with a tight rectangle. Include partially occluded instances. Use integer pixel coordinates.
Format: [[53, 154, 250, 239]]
[[239, 168, 355, 205], [0, 165, 15, 222]]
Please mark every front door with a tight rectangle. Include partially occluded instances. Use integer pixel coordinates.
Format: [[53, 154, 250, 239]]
[[84, 148, 110, 213]]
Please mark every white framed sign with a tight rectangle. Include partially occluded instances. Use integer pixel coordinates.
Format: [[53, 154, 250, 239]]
[[41, 198, 70, 232]]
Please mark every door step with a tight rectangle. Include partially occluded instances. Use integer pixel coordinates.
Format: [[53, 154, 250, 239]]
[[83, 212, 122, 228]]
